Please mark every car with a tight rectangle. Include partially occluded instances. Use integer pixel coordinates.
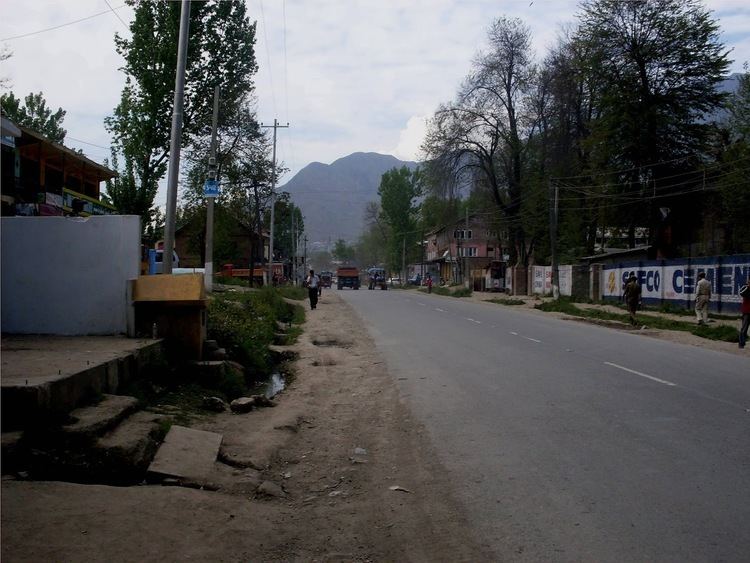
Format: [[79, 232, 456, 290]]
[[388, 276, 402, 285], [408, 274, 422, 285]]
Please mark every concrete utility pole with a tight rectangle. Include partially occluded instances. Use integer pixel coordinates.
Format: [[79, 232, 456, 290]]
[[303, 235, 308, 274], [465, 207, 469, 288], [550, 178, 560, 299], [261, 119, 289, 285], [402, 236, 406, 284], [162, 0, 191, 275], [204, 85, 220, 292]]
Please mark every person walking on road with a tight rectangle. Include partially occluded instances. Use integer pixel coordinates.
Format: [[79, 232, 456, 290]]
[[426, 274, 433, 294], [695, 272, 712, 325], [623, 274, 641, 326], [739, 276, 750, 349], [305, 269, 320, 310]]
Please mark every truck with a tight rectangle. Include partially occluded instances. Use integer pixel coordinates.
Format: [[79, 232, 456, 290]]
[[336, 267, 360, 290]]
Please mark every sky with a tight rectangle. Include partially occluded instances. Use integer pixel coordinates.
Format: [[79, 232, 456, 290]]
[[1, 0, 749, 209]]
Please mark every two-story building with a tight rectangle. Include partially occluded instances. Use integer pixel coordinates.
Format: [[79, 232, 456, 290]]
[[425, 213, 508, 289], [1, 116, 117, 217]]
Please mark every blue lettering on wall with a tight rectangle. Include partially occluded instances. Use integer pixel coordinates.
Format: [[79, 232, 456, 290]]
[[673, 270, 683, 294]]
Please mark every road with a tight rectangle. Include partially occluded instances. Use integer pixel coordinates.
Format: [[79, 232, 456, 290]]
[[338, 288, 750, 562]]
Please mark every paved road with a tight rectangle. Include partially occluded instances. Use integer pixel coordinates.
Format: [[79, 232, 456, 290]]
[[338, 288, 750, 562]]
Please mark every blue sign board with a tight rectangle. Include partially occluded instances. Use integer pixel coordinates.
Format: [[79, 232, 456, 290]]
[[203, 179, 219, 197]]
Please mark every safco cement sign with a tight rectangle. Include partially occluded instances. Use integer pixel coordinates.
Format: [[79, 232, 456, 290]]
[[602, 255, 750, 311]]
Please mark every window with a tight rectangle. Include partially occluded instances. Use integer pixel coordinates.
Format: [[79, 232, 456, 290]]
[[453, 229, 473, 240], [457, 247, 477, 257]]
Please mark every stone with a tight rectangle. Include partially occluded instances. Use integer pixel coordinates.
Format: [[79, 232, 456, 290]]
[[202, 396, 228, 412], [95, 411, 166, 483], [218, 447, 261, 470], [224, 361, 246, 375], [251, 395, 276, 408], [203, 339, 220, 352], [256, 480, 286, 498], [230, 397, 256, 413], [209, 348, 228, 361]]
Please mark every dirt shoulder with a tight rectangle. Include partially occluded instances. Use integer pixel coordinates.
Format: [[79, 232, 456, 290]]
[[2, 290, 491, 562]]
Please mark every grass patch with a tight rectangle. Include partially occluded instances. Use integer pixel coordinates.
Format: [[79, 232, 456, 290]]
[[215, 275, 251, 287], [535, 298, 739, 342], [277, 286, 307, 301], [488, 298, 526, 306], [429, 285, 473, 298]]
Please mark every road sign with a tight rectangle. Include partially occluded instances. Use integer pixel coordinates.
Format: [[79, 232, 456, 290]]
[[203, 179, 219, 197]]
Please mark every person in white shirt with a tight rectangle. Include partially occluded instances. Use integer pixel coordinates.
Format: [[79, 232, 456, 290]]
[[305, 269, 320, 310], [695, 271, 711, 325]]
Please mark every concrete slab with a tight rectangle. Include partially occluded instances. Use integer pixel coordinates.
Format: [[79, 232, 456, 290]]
[[0, 335, 163, 430], [147, 425, 222, 484]]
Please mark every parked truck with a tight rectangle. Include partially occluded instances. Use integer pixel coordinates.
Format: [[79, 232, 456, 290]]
[[336, 267, 360, 290]]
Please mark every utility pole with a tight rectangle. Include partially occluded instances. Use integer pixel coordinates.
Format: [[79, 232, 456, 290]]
[[550, 178, 560, 299], [261, 119, 289, 285], [465, 207, 469, 288], [204, 86, 220, 292], [162, 0, 191, 275], [402, 236, 406, 285], [303, 235, 308, 275]]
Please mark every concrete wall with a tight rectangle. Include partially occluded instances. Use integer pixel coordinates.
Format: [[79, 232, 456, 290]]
[[600, 255, 750, 313], [1, 216, 141, 334]]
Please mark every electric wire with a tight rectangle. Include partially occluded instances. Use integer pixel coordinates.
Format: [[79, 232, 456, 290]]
[[1, 4, 127, 41]]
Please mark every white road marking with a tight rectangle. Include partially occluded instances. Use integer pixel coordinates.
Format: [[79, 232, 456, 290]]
[[435, 308, 446, 312], [524, 336, 542, 343], [604, 361, 677, 387], [466, 318, 482, 324], [418, 302, 426, 307], [510, 331, 518, 335]]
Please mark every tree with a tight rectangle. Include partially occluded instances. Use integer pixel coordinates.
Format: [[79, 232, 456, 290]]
[[423, 17, 538, 265], [577, 0, 730, 246], [0, 91, 66, 143], [332, 239, 356, 263], [378, 166, 422, 272], [105, 0, 258, 222]]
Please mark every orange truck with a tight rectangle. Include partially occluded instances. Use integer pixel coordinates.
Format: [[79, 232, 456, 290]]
[[336, 267, 361, 290]]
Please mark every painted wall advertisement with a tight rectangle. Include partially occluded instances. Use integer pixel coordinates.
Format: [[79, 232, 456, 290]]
[[531, 265, 572, 296], [601, 255, 750, 312]]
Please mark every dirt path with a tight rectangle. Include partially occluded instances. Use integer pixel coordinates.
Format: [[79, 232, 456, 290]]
[[2, 290, 491, 562]]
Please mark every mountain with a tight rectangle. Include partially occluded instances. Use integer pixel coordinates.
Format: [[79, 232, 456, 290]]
[[280, 152, 418, 244]]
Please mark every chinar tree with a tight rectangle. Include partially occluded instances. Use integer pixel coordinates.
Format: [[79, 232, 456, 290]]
[[423, 17, 539, 265], [105, 0, 258, 227], [378, 166, 422, 274], [576, 0, 730, 247]]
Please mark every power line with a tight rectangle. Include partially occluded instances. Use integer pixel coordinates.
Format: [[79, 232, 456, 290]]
[[66, 136, 112, 150], [1, 4, 126, 41], [103, 0, 128, 29]]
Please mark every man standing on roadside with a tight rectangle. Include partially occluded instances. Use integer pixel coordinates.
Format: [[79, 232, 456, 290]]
[[739, 276, 750, 349], [305, 269, 320, 310], [623, 274, 641, 326], [695, 272, 712, 325]]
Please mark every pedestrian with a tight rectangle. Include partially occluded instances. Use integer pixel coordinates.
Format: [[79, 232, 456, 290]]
[[426, 274, 433, 294], [623, 274, 641, 326], [695, 271, 711, 325], [305, 269, 320, 310], [739, 276, 750, 349]]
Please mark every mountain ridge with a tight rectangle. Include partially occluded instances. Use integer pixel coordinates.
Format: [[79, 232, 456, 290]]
[[280, 152, 418, 244]]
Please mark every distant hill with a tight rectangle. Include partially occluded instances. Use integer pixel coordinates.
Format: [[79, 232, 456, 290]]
[[280, 152, 418, 244]]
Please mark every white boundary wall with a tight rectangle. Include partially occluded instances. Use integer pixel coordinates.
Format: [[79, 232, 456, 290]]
[[1, 215, 141, 334]]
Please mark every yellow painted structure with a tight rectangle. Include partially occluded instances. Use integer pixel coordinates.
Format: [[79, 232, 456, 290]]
[[132, 274, 207, 360]]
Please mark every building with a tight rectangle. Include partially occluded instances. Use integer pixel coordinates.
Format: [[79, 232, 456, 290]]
[[1, 117, 117, 217], [425, 214, 506, 288]]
